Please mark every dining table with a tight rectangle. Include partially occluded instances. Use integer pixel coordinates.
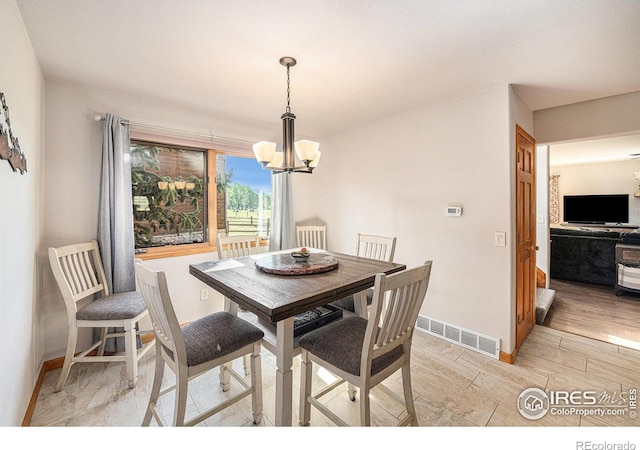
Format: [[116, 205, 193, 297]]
[[189, 247, 406, 426]]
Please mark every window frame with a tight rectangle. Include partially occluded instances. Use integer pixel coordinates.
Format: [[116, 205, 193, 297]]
[[131, 132, 269, 260]]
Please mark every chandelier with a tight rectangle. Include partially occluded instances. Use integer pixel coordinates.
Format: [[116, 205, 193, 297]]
[[252, 57, 321, 174]]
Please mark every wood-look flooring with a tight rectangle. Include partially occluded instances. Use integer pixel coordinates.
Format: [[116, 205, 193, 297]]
[[545, 278, 640, 351], [27, 325, 640, 433]]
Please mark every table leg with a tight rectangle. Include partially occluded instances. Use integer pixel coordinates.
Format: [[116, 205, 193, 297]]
[[354, 290, 368, 319], [224, 296, 239, 315], [220, 296, 239, 391], [275, 317, 294, 426]]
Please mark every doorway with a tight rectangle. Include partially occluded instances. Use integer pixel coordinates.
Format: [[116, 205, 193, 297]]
[[537, 134, 640, 351]]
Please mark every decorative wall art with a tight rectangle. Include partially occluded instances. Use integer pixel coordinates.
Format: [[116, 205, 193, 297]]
[[0, 92, 27, 174]]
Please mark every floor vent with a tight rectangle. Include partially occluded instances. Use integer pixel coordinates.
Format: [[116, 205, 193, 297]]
[[416, 315, 500, 360]]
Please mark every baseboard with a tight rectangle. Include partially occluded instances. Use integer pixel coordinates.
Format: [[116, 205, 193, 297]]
[[22, 332, 156, 426], [499, 348, 518, 364], [21, 361, 49, 426]]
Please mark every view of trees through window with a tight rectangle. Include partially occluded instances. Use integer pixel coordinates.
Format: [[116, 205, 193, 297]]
[[217, 155, 272, 238], [130, 140, 272, 250], [130, 141, 207, 248]]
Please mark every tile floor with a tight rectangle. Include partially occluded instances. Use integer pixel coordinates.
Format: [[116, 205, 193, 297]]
[[28, 325, 639, 433]]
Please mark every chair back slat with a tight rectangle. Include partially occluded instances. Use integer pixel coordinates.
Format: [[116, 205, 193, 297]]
[[70, 252, 90, 294], [356, 234, 396, 262], [81, 249, 99, 289], [296, 225, 326, 250], [217, 234, 259, 259], [135, 262, 185, 364], [366, 261, 432, 360]]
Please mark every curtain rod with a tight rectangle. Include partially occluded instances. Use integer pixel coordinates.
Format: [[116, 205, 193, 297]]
[[93, 115, 255, 145]]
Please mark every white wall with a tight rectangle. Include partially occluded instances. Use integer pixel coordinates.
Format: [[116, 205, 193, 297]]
[[0, 0, 45, 426], [42, 79, 273, 361], [551, 159, 640, 226], [294, 84, 531, 354], [534, 92, 640, 145]]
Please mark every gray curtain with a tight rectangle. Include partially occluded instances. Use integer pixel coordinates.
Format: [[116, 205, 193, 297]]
[[97, 113, 136, 352], [269, 172, 296, 251]]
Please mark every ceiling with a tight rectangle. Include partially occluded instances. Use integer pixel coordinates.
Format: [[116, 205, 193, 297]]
[[550, 134, 640, 166], [15, 0, 640, 141]]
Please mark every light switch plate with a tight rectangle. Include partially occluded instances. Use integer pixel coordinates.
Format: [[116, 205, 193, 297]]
[[495, 231, 506, 247]]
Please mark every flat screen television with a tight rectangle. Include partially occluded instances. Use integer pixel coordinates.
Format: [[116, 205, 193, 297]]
[[563, 194, 629, 224]]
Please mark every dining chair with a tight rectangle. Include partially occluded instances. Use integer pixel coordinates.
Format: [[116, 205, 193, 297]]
[[356, 233, 397, 262], [296, 225, 327, 250], [331, 233, 397, 316], [48, 240, 153, 392], [216, 233, 260, 259], [216, 233, 260, 375], [135, 262, 264, 426], [298, 261, 433, 426]]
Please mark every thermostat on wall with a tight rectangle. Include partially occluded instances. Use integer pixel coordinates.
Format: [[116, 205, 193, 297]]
[[446, 206, 462, 216]]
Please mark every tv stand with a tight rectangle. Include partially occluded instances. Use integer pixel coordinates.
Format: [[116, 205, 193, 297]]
[[615, 244, 640, 297]]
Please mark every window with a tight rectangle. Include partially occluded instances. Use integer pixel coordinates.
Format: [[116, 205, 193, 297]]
[[217, 154, 271, 238], [131, 139, 271, 259], [131, 141, 207, 249]]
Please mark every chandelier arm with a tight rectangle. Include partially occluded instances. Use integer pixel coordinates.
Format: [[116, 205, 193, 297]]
[[272, 167, 314, 174]]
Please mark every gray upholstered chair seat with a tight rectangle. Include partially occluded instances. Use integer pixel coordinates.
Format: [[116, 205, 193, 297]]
[[299, 316, 403, 376], [76, 291, 146, 321], [179, 312, 264, 367]]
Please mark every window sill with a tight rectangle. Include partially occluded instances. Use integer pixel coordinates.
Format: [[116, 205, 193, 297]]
[[135, 238, 270, 260]]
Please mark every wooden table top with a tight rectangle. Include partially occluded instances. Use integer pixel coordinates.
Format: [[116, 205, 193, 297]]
[[189, 250, 406, 322]]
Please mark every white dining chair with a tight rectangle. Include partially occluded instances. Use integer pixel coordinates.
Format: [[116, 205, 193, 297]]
[[296, 225, 327, 250], [216, 233, 260, 375], [48, 240, 153, 392], [331, 233, 398, 400], [299, 261, 433, 426], [216, 233, 260, 258], [332, 233, 397, 316], [135, 262, 264, 426], [356, 233, 397, 263]]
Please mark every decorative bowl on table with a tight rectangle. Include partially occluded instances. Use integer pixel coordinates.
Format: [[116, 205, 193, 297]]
[[291, 247, 311, 263]]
